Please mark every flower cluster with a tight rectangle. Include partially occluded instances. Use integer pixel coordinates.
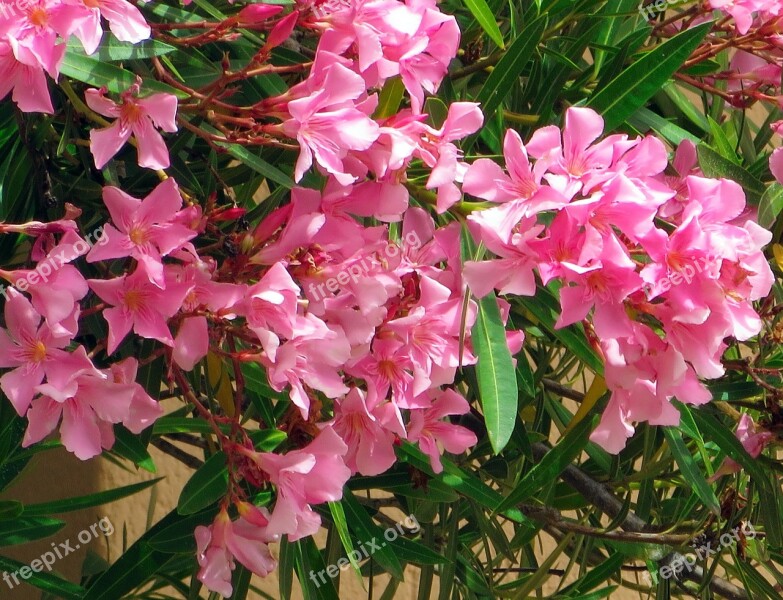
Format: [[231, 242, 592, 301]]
[[463, 107, 773, 452], [0, 0, 149, 113], [0, 1, 777, 597]]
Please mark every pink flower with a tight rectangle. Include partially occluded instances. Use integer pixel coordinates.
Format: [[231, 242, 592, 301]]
[[0, 40, 61, 113], [1, 230, 89, 337], [418, 102, 483, 212], [106, 357, 163, 433], [196, 505, 278, 597], [281, 63, 380, 184], [23, 363, 135, 460], [331, 388, 404, 475], [464, 129, 567, 212], [65, 0, 151, 55], [710, 414, 775, 480], [463, 202, 542, 298], [407, 389, 477, 473], [88, 265, 192, 354], [86, 83, 178, 170], [257, 427, 351, 540], [86, 178, 196, 287], [0, 289, 94, 416]]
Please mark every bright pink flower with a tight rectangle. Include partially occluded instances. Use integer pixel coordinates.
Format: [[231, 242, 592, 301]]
[[464, 129, 567, 213], [0, 289, 94, 415], [463, 202, 542, 298], [407, 389, 477, 473], [86, 83, 178, 170], [262, 331, 351, 417], [418, 102, 483, 212], [281, 63, 380, 184], [525, 106, 622, 198], [196, 505, 278, 597], [24, 359, 135, 460], [257, 427, 351, 540], [244, 262, 302, 360], [172, 317, 209, 372], [87, 178, 196, 287], [331, 388, 404, 475], [88, 265, 192, 354]]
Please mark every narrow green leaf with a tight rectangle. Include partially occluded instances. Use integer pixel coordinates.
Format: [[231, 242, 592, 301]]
[[662, 427, 720, 515], [177, 452, 228, 515], [697, 144, 766, 203], [23, 479, 162, 517], [340, 490, 404, 579], [588, 23, 711, 131], [494, 416, 593, 513], [0, 555, 85, 599], [472, 294, 518, 454], [462, 0, 505, 48], [0, 517, 64, 546], [758, 183, 783, 229], [474, 16, 546, 126]]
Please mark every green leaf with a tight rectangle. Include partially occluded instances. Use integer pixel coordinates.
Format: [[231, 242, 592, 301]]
[[588, 22, 711, 131], [147, 507, 219, 553], [59, 53, 183, 97], [474, 16, 546, 127], [23, 479, 161, 517], [517, 287, 603, 374], [494, 415, 594, 514], [472, 293, 518, 454], [0, 500, 23, 520], [396, 442, 529, 525], [0, 517, 64, 546], [697, 144, 766, 203], [177, 452, 228, 515], [374, 76, 406, 120], [327, 501, 361, 576], [340, 491, 404, 579], [462, 0, 505, 48], [66, 34, 176, 62], [0, 555, 85, 599], [758, 183, 783, 229], [662, 427, 720, 515], [111, 425, 156, 473]]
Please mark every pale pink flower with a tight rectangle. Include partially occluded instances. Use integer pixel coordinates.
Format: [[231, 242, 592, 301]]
[[87, 178, 196, 287], [407, 389, 477, 473], [196, 505, 278, 597], [331, 388, 404, 476], [0, 289, 94, 416], [710, 414, 776, 480], [257, 427, 351, 540], [63, 0, 151, 55], [88, 265, 192, 354]]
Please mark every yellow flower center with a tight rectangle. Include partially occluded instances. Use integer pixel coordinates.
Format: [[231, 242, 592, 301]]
[[30, 340, 47, 363]]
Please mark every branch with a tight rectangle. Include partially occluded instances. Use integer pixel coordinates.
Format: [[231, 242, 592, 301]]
[[530, 443, 749, 600]]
